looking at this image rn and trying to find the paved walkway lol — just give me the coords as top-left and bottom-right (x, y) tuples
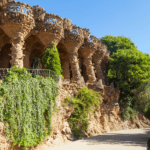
(45, 128), (150, 150)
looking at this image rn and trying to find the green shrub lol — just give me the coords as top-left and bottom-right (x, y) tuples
(41, 42), (62, 76)
(62, 87), (102, 138)
(131, 77), (150, 118)
(101, 35), (138, 56)
(0, 66), (59, 149)
(107, 49), (150, 120)
(101, 35), (150, 121)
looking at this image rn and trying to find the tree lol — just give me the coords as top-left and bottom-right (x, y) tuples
(101, 35), (138, 56)
(107, 48), (150, 120)
(41, 42), (62, 76)
(131, 77), (150, 119)
(100, 35), (150, 120)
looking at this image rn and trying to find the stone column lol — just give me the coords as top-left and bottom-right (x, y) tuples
(9, 34), (25, 69)
(23, 50), (31, 69)
(0, 2), (35, 68)
(94, 61), (105, 85)
(101, 50), (111, 86)
(68, 50), (82, 81)
(79, 35), (99, 83)
(83, 57), (96, 83)
(93, 45), (107, 85)
(62, 59), (70, 79)
(60, 24), (91, 85)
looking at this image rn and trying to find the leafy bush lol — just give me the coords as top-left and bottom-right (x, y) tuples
(107, 48), (150, 120)
(101, 35), (150, 121)
(101, 35), (138, 56)
(62, 87), (102, 138)
(131, 77), (150, 118)
(120, 94), (138, 121)
(41, 42), (62, 76)
(0, 66), (59, 149)
(108, 49), (150, 91)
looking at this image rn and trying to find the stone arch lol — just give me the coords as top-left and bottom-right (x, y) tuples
(24, 35), (44, 69)
(25, 35), (43, 51)
(78, 48), (88, 82)
(0, 28), (11, 68)
(30, 56), (42, 69)
(0, 43), (11, 68)
(29, 49), (44, 69)
(57, 42), (70, 79)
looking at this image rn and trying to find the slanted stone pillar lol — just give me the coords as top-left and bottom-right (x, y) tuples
(61, 24), (92, 85)
(60, 23), (84, 83)
(24, 50), (31, 69)
(0, 1), (35, 68)
(9, 33), (25, 68)
(94, 61), (104, 80)
(80, 35), (99, 83)
(62, 59), (70, 79)
(101, 50), (111, 86)
(68, 50), (82, 81)
(93, 44), (108, 85)
(83, 57), (96, 83)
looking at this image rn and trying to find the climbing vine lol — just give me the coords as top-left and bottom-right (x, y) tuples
(0, 66), (59, 149)
(41, 42), (63, 76)
(62, 87), (102, 138)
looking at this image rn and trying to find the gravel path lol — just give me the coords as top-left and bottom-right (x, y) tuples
(45, 128), (150, 150)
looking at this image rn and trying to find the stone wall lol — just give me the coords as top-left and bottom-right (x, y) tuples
(0, 78), (150, 150)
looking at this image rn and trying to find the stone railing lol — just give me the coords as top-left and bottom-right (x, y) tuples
(32, 5), (46, 21)
(63, 18), (72, 32)
(35, 13), (63, 33)
(89, 35), (98, 45)
(67, 25), (84, 42)
(0, 0), (13, 7)
(71, 25), (82, 35)
(0, 68), (59, 81)
(3, 1), (33, 17)
(0, 1), (35, 26)
(82, 28), (91, 41)
(80, 35), (98, 50)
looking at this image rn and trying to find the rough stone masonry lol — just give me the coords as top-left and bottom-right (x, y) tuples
(0, 0), (110, 86)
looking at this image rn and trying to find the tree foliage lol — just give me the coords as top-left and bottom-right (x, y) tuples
(108, 49), (150, 91)
(62, 87), (102, 138)
(0, 66), (59, 149)
(108, 48), (150, 120)
(41, 42), (62, 76)
(101, 35), (150, 120)
(101, 35), (138, 56)
(131, 77), (150, 118)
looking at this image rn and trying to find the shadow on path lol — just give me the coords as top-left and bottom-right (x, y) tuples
(80, 128), (150, 148)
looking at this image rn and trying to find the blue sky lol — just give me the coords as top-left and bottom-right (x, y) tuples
(16, 0), (150, 56)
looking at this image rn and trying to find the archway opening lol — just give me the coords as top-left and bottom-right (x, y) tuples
(78, 49), (88, 83)
(0, 43), (11, 68)
(31, 56), (42, 69)
(29, 49), (44, 69)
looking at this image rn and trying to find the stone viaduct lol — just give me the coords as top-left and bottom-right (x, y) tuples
(0, 0), (111, 86)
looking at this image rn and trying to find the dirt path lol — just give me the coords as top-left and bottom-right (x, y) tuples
(45, 128), (150, 150)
